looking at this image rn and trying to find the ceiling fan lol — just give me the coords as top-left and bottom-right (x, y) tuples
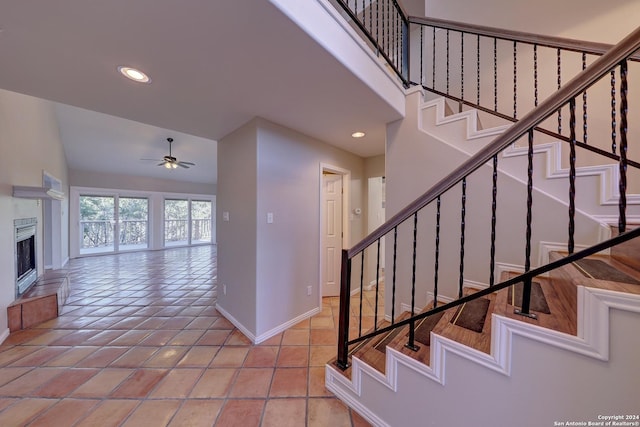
(142, 137), (195, 169)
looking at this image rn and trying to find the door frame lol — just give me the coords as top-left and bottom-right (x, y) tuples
(42, 171), (64, 270)
(318, 163), (350, 306)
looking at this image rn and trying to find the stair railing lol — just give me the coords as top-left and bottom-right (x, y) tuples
(336, 25), (640, 370)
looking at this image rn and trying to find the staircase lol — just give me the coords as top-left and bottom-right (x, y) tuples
(325, 5), (640, 425)
(326, 232), (640, 427)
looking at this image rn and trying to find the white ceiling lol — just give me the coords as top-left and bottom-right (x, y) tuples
(0, 0), (403, 185)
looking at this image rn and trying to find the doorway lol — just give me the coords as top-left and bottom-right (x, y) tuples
(43, 172), (63, 270)
(320, 165), (349, 298)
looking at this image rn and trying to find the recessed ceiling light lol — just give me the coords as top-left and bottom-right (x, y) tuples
(351, 131), (366, 138)
(118, 66), (151, 83)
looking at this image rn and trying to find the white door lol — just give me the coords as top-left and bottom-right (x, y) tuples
(322, 173), (343, 297)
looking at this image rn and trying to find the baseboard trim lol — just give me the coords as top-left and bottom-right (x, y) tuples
(215, 304), (321, 345)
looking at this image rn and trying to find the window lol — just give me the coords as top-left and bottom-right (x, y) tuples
(79, 195), (150, 254)
(164, 199), (213, 247)
(79, 195), (115, 254)
(164, 199), (189, 247)
(191, 200), (212, 244)
(118, 197), (149, 251)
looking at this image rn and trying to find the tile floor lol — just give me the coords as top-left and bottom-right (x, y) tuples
(0, 246), (371, 426)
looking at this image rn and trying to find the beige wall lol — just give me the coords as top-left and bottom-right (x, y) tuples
(425, 0), (640, 43)
(217, 117), (366, 340)
(0, 89), (69, 333)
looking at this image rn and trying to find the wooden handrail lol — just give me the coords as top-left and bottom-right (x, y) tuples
(409, 16), (640, 61)
(348, 24), (640, 257)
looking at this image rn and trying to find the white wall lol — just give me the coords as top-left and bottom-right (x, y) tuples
(216, 121), (259, 335)
(425, 0), (640, 44)
(70, 169), (216, 195)
(0, 88), (69, 333)
(385, 91), (602, 314)
(217, 117), (366, 340)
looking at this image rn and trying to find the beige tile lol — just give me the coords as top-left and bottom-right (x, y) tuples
(309, 345), (336, 366)
(110, 346), (158, 368)
(229, 368), (273, 398)
(352, 409), (373, 427)
(75, 399), (139, 427)
(143, 346), (188, 368)
(196, 329), (231, 345)
(150, 368), (203, 398)
(257, 333), (283, 346)
(109, 330), (152, 346)
(310, 315), (335, 329)
(168, 400), (224, 427)
(0, 367), (63, 395)
(33, 368), (99, 398)
(0, 398), (57, 426)
(210, 346), (249, 367)
(243, 346), (279, 368)
(111, 369), (168, 398)
(177, 346), (219, 367)
(309, 366), (331, 397)
(262, 398), (306, 427)
(225, 330), (252, 345)
(310, 329), (337, 346)
(269, 368), (308, 397)
(168, 330), (205, 346)
(307, 397), (352, 426)
(290, 318), (311, 329)
(0, 345), (41, 366)
(189, 368), (237, 398)
(29, 398), (100, 427)
(76, 347), (128, 368)
(282, 329), (310, 345)
(216, 399), (264, 427)
(121, 400), (181, 427)
(44, 347), (99, 367)
(0, 367), (32, 387)
(71, 369), (133, 398)
(276, 346), (309, 367)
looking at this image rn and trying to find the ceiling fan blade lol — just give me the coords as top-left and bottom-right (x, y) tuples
(157, 162), (166, 167)
(140, 158), (163, 161)
(178, 161), (195, 166)
(176, 162), (190, 169)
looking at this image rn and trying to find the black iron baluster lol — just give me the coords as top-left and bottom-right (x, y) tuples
(582, 53), (588, 145)
(534, 44), (538, 107)
(374, 238), (381, 329)
(375, 0), (379, 53)
(515, 129), (537, 319)
(490, 155), (498, 287)
(354, 0), (358, 21)
(336, 250), (352, 370)
(387, 0), (390, 59)
(434, 196), (441, 307)
(446, 29), (450, 95)
(557, 49), (562, 134)
(420, 26), (424, 85)
(494, 38), (498, 112)
(513, 41), (517, 119)
(405, 212), (419, 351)
(461, 31), (465, 109)
(369, 0), (372, 38)
(611, 70), (617, 155)
(477, 34), (481, 106)
(568, 98), (577, 254)
(619, 60), (628, 233)
(358, 250), (364, 336)
(391, 226), (398, 323)
(432, 27), (436, 89)
(459, 178), (467, 298)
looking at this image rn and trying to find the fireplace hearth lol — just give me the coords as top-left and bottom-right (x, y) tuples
(15, 217), (37, 297)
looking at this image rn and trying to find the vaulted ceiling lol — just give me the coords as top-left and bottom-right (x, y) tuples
(0, 0), (404, 185)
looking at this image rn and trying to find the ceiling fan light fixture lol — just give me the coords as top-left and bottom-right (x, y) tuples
(164, 162), (172, 169)
(118, 66), (151, 83)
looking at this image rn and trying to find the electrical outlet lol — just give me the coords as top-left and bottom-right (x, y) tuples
(222, 284), (227, 295)
(307, 285), (312, 296)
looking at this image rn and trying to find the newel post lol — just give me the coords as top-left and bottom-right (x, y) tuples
(336, 249), (352, 370)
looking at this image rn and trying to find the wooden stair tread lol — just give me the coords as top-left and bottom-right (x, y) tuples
(494, 272), (577, 335)
(550, 252), (640, 296)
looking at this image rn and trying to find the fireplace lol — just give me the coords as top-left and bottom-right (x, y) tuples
(15, 218), (37, 297)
